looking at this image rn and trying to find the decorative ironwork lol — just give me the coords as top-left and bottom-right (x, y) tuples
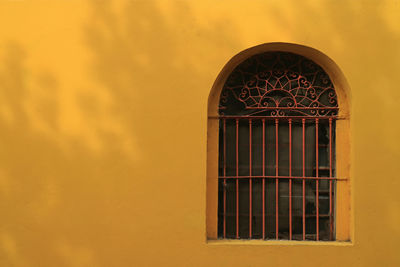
(219, 52), (338, 117)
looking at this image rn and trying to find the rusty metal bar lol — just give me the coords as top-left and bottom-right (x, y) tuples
(302, 118), (306, 240)
(233, 107), (338, 110)
(329, 118), (333, 240)
(316, 118), (319, 241)
(222, 212), (332, 218)
(262, 119), (266, 239)
(223, 118), (226, 238)
(236, 119), (239, 239)
(219, 176), (343, 180)
(215, 115), (341, 120)
(275, 118), (279, 240)
(289, 119), (292, 240)
(249, 119), (252, 238)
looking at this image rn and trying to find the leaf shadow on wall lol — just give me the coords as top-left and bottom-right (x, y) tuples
(0, 1), (242, 266)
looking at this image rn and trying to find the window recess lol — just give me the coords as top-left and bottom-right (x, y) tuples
(217, 52), (342, 241)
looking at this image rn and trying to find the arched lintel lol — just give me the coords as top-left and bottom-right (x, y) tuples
(208, 42), (351, 118)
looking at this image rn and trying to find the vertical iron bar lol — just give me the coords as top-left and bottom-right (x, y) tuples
(249, 119), (252, 238)
(316, 118), (319, 241)
(302, 118), (306, 240)
(262, 119), (266, 239)
(235, 119), (239, 239)
(275, 119), (279, 240)
(289, 119), (292, 240)
(223, 118), (226, 238)
(329, 118), (333, 240)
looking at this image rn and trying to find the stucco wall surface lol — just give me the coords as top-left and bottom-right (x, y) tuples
(0, 0), (399, 266)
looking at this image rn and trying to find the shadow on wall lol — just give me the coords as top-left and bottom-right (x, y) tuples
(0, 1), (241, 266)
(0, 0), (399, 266)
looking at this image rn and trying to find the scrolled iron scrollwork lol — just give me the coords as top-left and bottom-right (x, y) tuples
(219, 52), (338, 117)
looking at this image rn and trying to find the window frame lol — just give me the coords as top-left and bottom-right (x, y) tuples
(206, 43), (352, 243)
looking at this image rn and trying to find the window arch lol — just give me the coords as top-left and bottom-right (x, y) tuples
(207, 44), (351, 242)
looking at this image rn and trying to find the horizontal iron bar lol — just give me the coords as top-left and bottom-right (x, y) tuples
(220, 213), (332, 218)
(220, 235), (321, 240)
(210, 116), (345, 120)
(219, 175), (346, 181)
(245, 107), (338, 110)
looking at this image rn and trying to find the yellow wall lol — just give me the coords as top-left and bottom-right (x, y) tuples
(0, 0), (399, 266)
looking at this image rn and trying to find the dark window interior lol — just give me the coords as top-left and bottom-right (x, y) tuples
(217, 52), (338, 241)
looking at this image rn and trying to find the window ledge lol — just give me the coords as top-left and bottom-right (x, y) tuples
(207, 239), (353, 246)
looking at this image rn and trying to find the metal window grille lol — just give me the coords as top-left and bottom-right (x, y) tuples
(217, 52), (339, 241)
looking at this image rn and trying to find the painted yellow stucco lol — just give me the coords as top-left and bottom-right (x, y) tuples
(0, 0), (399, 266)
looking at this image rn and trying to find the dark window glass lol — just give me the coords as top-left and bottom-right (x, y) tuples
(218, 52), (337, 241)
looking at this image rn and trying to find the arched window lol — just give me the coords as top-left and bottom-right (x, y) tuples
(216, 51), (340, 241)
